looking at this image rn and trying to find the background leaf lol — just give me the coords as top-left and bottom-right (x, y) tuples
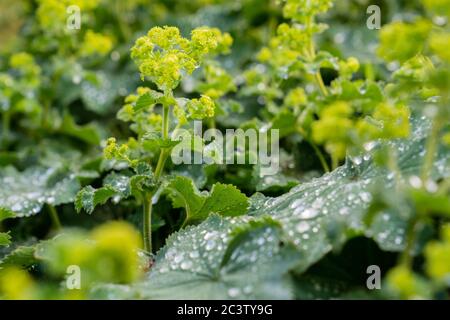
(0, 166), (80, 217)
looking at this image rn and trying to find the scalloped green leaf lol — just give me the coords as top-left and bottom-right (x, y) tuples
(0, 233), (11, 246)
(81, 72), (129, 115)
(166, 176), (249, 225)
(142, 132), (181, 149)
(198, 183), (249, 218)
(0, 208), (14, 247)
(247, 117), (449, 268)
(0, 245), (36, 268)
(75, 164), (155, 214)
(135, 91), (164, 112)
(0, 166), (80, 217)
(75, 185), (117, 214)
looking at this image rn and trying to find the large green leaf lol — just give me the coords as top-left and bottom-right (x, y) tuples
(81, 72), (130, 115)
(93, 215), (301, 299)
(248, 117), (449, 267)
(0, 166), (80, 217)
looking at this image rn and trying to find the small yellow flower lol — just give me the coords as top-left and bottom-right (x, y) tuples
(80, 30), (114, 57)
(0, 267), (36, 300)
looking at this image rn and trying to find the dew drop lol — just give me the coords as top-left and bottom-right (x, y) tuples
(296, 221), (310, 233)
(227, 287), (241, 298)
(205, 240), (216, 251)
(180, 260), (193, 270)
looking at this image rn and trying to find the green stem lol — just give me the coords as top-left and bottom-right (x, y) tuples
(154, 149), (169, 180)
(309, 140), (330, 173)
(142, 102), (172, 253)
(331, 155), (339, 171)
(162, 104), (170, 139)
(47, 204), (62, 231)
(314, 71), (329, 96)
(305, 17), (329, 97)
(296, 127), (330, 173)
(208, 118), (216, 129)
(306, 140), (330, 173)
(400, 217), (419, 268)
(421, 117), (443, 182)
(143, 195), (152, 253)
(154, 104), (171, 181)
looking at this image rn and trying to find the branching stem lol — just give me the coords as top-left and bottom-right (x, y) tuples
(143, 102), (171, 253)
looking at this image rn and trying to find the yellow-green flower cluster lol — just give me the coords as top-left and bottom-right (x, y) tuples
(37, 0), (100, 33)
(37, 0), (66, 32)
(10, 52), (41, 77)
(0, 221), (141, 300)
(104, 137), (137, 166)
(131, 26), (232, 91)
(393, 55), (434, 84)
(191, 27), (233, 58)
(425, 224), (450, 282)
(371, 103), (410, 139)
(282, 0), (333, 23)
(9, 52), (41, 87)
(116, 87), (165, 136)
(377, 20), (431, 63)
(39, 221), (142, 286)
(0, 267), (37, 300)
(429, 32), (450, 63)
(443, 132), (450, 145)
(197, 64), (236, 99)
(339, 57), (360, 78)
(284, 88), (308, 110)
(186, 95), (215, 120)
(80, 30), (114, 57)
(312, 101), (410, 161)
(68, 0), (100, 10)
(422, 0), (450, 18)
(257, 23), (306, 69)
(386, 265), (431, 299)
(312, 101), (354, 160)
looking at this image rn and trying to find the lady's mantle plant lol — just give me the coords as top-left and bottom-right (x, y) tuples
(0, 0), (449, 300)
(76, 26), (248, 253)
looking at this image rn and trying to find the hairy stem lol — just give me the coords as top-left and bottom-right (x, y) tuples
(314, 72), (329, 96)
(311, 142), (330, 173)
(143, 195), (152, 253)
(297, 127), (330, 173)
(208, 118), (216, 129)
(47, 204), (62, 231)
(331, 155), (339, 171)
(142, 103), (171, 253)
(305, 18), (329, 97)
